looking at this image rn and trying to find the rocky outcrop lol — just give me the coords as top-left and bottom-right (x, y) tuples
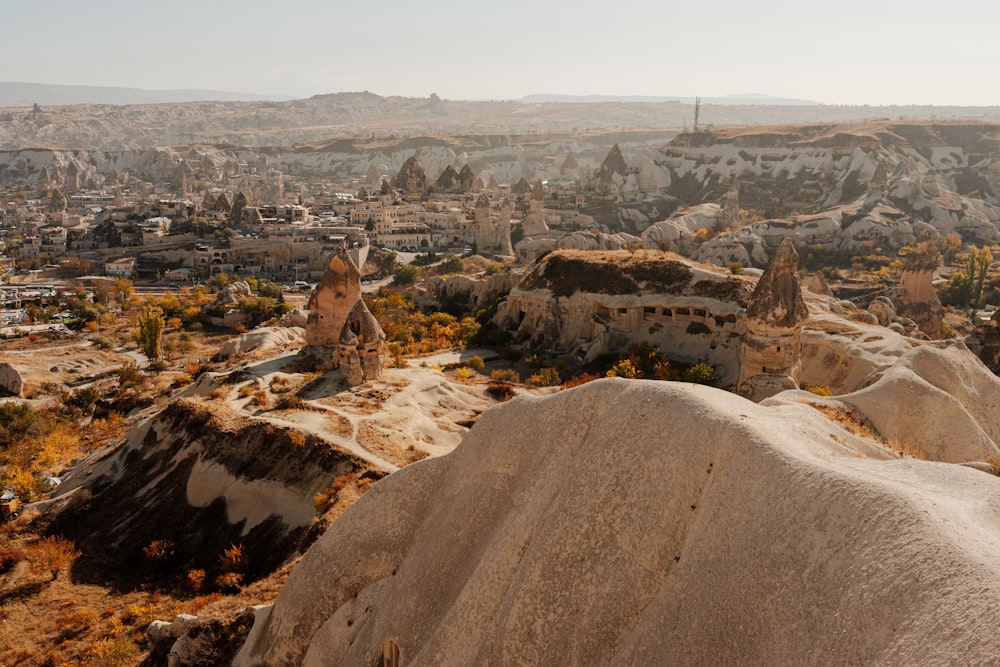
(457, 163), (479, 193)
(515, 230), (642, 263)
(337, 299), (386, 386)
(968, 310), (1000, 374)
(495, 250), (752, 382)
(48, 398), (374, 591)
(894, 241), (944, 337)
(214, 281), (254, 306)
(306, 250), (363, 348)
(433, 165), (459, 191)
(235, 376), (1000, 667)
(596, 143), (629, 186)
(391, 156), (428, 194)
(419, 270), (522, 313)
(0, 363), (24, 397)
(737, 239), (808, 400)
(306, 248), (386, 384)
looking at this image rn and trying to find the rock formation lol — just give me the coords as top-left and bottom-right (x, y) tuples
(893, 239), (944, 336)
(737, 238), (809, 400)
(560, 152), (579, 179)
(470, 194), (513, 256)
(596, 143), (629, 186)
(230, 191), (249, 227)
(234, 377), (1000, 667)
(305, 248), (385, 385)
(47, 187), (67, 214)
(434, 165), (459, 191)
(968, 310), (1000, 374)
(0, 363), (24, 397)
(391, 156), (428, 194)
(337, 300), (386, 385)
(520, 180), (549, 237)
(457, 163), (479, 193)
(511, 177), (531, 198)
(495, 250), (751, 382)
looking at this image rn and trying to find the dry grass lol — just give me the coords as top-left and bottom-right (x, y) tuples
(808, 402), (927, 460)
(328, 412), (355, 438)
(357, 420), (432, 466)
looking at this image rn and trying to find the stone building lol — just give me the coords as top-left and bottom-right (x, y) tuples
(305, 248), (385, 385)
(737, 238), (809, 401)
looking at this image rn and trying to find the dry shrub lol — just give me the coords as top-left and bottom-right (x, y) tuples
(207, 386), (229, 400)
(82, 635), (139, 667)
(57, 607), (99, 636)
(143, 539), (175, 562)
(185, 592), (222, 614)
(486, 382), (515, 401)
(25, 535), (81, 581)
(808, 403), (883, 442)
(490, 368), (519, 383)
(328, 413), (354, 437)
(405, 445), (431, 463)
(237, 383), (256, 398)
(0, 544), (25, 573)
(315, 473), (359, 512)
(250, 390), (271, 409)
(219, 543), (246, 573)
(288, 430), (306, 448)
(269, 375), (292, 393)
(527, 367), (560, 387)
(456, 367), (474, 382)
(804, 384), (833, 396)
(562, 372), (601, 389)
(275, 394), (305, 411)
(313, 490), (332, 513)
(121, 602), (163, 626)
(88, 412), (128, 445)
(184, 361), (206, 377)
(187, 568), (206, 593)
(214, 571), (244, 593)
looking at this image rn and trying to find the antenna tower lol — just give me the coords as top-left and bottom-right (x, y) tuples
(694, 96), (701, 132)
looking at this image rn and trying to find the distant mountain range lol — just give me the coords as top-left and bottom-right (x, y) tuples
(518, 93), (821, 106)
(0, 82), (292, 107)
(0, 83), (825, 108)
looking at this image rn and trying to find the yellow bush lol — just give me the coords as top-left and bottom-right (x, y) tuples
(82, 635), (139, 667)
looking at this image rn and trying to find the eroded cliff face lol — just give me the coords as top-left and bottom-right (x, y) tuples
(494, 250), (752, 383)
(47, 398), (374, 590)
(648, 124), (1000, 266)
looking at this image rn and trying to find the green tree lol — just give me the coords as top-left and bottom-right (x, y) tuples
(970, 245), (993, 307)
(392, 264), (420, 286)
(945, 245), (994, 308)
(682, 363), (715, 385)
(136, 303), (165, 362)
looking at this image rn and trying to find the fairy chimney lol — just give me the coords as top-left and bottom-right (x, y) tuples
(306, 248), (387, 384)
(737, 239), (809, 401)
(894, 238), (943, 337)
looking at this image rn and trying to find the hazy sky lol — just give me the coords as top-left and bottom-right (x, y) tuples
(3, 0), (998, 105)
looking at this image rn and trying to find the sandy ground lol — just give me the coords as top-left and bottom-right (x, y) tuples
(199, 345), (496, 472)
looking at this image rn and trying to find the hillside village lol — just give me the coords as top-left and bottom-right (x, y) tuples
(6, 115), (1000, 665)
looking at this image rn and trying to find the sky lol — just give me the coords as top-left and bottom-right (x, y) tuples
(3, 0), (999, 106)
